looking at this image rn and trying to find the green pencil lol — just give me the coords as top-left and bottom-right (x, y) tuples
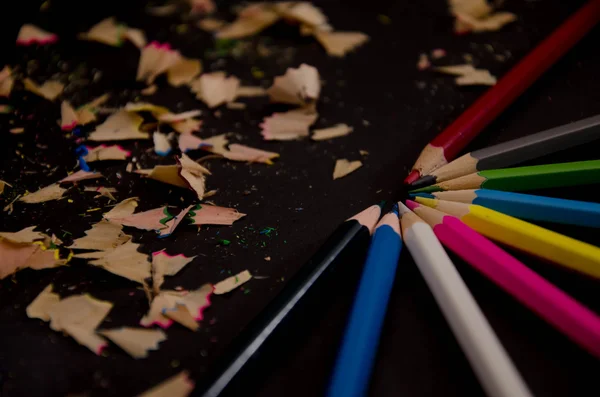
(409, 160), (600, 193)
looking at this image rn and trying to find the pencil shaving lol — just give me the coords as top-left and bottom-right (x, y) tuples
(138, 371), (195, 397)
(333, 159), (363, 180)
(216, 4), (280, 39)
(109, 206), (172, 232)
(98, 327), (166, 359)
(167, 57), (202, 87)
(20, 184), (67, 203)
(152, 250), (195, 292)
(45, 294), (113, 354)
(60, 170), (103, 183)
(0, 66), (14, 97)
(67, 220), (131, 251)
(186, 204), (246, 227)
(213, 270), (252, 294)
(137, 42), (182, 84)
(153, 132), (172, 156)
(178, 134), (211, 153)
(24, 78), (64, 101)
(222, 144), (279, 164)
(261, 108), (318, 140)
(311, 123), (352, 141)
(267, 64), (320, 106)
(83, 186), (117, 200)
(88, 111), (148, 141)
(313, 31), (369, 57)
(0, 226), (48, 244)
(190, 72), (240, 108)
(88, 241), (151, 284)
(26, 285), (60, 321)
(159, 205), (195, 238)
(16, 24), (58, 45)
(84, 145), (130, 163)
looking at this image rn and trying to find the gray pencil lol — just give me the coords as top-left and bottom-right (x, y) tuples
(410, 114), (600, 188)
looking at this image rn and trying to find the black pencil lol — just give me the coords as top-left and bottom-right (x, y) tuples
(198, 204), (381, 397)
(410, 114), (600, 188)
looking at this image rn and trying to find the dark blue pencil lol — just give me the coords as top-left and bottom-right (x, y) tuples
(411, 189), (600, 228)
(327, 209), (402, 397)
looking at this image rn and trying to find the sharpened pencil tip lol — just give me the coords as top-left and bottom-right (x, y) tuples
(404, 170), (420, 184)
(405, 200), (419, 210)
(409, 192), (435, 199)
(349, 204), (382, 234)
(410, 175), (436, 189)
(409, 185), (442, 194)
(396, 201), (411, 215)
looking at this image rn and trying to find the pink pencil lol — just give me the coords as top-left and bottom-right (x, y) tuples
(406, 200), (600, 358)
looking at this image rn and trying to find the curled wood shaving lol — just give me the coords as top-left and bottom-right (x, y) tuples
(190, 72), (240, 108)
(46, 293), (113, 355)
(261, 108), (318, 141)
(83, 186), (117, 200)
(186, 204), (246, 227)
(84, 145), (131, 162)
(313, 31), (369, 57)
(267, 64), (320, 106)
(88, 241), (151, 284)
(333, 159), (363, 180)
(311, 123), (352, 141)
(152, 250), (195, 292)
(0, 226), (48, 244)
(138, 371), (195, 397)
(216, 4), (280, 39)
(20, 184), (66, 203)
(435, 64), (496, 86)
(67, 220), (131, 251)
(153, 132), (172, 156)
(16, 24), (58, 45)
(88, 111), (148, 141)
(60, 170), (103, 183)
(0, 66), (14, 97)
(24, 78), (64, 101)
(167, 57), (202, 87)
(137, 42), (183, 84)
(213, 270), (252, 294)
(136, 165), (190, 189)
(98, 327), (166, 359)
(177, 154), (211, 200)
(222, 144), (279, 164)
(140, 285), (212, 330)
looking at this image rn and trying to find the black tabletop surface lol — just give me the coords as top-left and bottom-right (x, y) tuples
(0, 1), (599, 396)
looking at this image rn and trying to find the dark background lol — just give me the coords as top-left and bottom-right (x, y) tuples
(1, 0), (599, 396)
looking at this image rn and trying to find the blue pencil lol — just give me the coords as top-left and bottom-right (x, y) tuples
(327, 209), (402, 397)
(411, 189), (600, 227)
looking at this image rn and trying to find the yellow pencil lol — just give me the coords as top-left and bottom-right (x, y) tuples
(414, 197), (600, 279)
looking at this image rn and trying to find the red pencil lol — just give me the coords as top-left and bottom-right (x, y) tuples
(405, 0), (600, 185)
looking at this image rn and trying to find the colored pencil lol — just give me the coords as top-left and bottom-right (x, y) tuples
(397, 202), (532, 397)
(409, 160), (600, 194)
(403, 0), (600, 185)
(406, 200), (600, 358)
(327, 210), (402, 397)
(411, 189), (600, 228)
(414, 197), (600, 279)
(199, 205), (381, 397)
(410, 114), (600, 188)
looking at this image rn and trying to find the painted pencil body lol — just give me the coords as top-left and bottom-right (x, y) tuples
(199, 205), (381, 397)
(415, 198), (600, 279)
(410, 160), (600, 194)
(419, 114), (600, 186)
(397, 203), (532, 397)
(328, 212), (402, 397)
(414, 189), (600, 228)
(408, 201), (600, 358)
(404, 0), (600, 184)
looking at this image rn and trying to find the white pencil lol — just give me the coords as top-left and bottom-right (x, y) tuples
(397, 202), (532, 397)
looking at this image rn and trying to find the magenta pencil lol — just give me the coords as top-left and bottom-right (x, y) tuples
(406, 200), (600, 358)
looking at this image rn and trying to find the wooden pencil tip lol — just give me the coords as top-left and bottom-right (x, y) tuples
(404, 170), (420, 184)
(349, 204), (382, 234)
(405, 200), (420, 210)
(414, 196), (437, 207)
(396, 201), (412, 215)
(409, 192), (435, 199)
(410, 175), (436, 189)
(408, 185), (442, 194)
